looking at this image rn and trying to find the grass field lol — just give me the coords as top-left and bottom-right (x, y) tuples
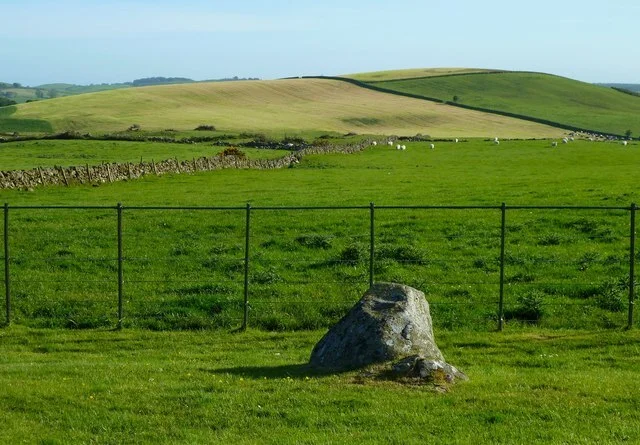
(1, 78), (563, 138)
(1, 76), (640, 443)
(368, 72), (640, 136)
(0, 139), (288, 171)
(1, 326), (638, 444)
(343, 67), (499, 82)
(1, 139), (638, 331)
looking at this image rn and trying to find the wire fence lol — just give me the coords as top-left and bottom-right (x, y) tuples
(1, 202), (637, 331)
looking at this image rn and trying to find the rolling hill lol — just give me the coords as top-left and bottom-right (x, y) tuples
(343, 68), (499, 82)
(0, 78), (563, 138)
(344, 70), (640, 136)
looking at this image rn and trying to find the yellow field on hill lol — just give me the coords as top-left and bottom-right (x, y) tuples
(11, 78), (562, 137)
(344, 68), (499, 82)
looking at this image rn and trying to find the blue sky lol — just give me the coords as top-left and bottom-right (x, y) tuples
(2, 0), (639, 86)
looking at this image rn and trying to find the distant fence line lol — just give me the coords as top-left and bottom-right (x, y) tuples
(1, 202), (637, 331)
(0, 141), (372, 190)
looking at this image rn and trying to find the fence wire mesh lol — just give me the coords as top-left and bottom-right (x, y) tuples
(1, 203), (637, 330)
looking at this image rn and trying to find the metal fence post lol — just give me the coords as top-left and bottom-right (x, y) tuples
(4, 203), (10, 325)
(628, 203), (636, 329)
(117, 203), (124, 329)
(498, 202), (506, 331)
(242, 203), (251, 331)
(369, 202), (375, 288)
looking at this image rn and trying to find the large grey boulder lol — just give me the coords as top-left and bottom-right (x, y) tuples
(311, 282), (448, 370)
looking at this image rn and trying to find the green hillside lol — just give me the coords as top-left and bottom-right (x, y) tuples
(344, 67), (498, 82)
(351, 71), (640, 136)
(0, 78), (562, 138)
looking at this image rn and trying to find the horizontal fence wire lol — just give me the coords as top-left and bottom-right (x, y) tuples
(1, 203), (637, 331)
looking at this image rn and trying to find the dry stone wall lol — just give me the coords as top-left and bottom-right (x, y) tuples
(0, 141), (371, 190)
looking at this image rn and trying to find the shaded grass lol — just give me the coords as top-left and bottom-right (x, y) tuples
(0, 106), (53, 133)
(0, 327), (638, 444)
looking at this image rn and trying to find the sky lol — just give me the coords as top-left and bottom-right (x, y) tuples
(2, 0), (639, 86)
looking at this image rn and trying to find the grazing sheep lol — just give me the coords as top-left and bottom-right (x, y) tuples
(388, 141), (394, 146)
(569, 137), (574, 141)
(623, 141), (628, 146)
(372, 141), (377, 146)
(429, 143), (435, 149)
(551, 141), (558, 147)
(562, 138), (569, 144)
(396, 144), (402, 150)
(401, 145), (406, 150)
(455, 138), (459, 143)
(494, 137), (499, 142)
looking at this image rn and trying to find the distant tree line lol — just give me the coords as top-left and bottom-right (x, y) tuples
(611, 87), (640, 98)
(597, 83), (640, 93)
(131, 76), (260, 87)
(0, 97), (17, 107)
(202, 76), (261, 82)
(132, 77), (195, 87)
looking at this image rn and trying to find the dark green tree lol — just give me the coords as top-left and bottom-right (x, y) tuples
(0, 97), (17, 106)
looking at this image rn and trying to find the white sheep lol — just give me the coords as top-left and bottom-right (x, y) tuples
(388, 141), (394, 146)
(551, 141), (558, 147)
(455, 138), (459, 143)
(494, 140), (500, 145)
(623, 141), (628, 146)
(494, 137), (499, 142)
(401, 145), (406, 150)
(562, 138), (569, 144)
(429, 143), (435, 149)
(569, 137), (574, 141)
(396, 144), (401, 150)
(372, 141), (377, 146)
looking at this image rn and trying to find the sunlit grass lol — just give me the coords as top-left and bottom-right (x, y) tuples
(374, 72), (640, 135)
(1, 139), (638, 330)
(4, 79), (562, 137)
(0, 326), (638, 444)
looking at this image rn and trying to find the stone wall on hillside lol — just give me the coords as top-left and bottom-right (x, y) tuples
(0, 142), (372, 190)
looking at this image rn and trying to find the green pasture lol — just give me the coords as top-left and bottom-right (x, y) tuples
(371, 72), (640, 136)
(0, 106), (53, 133)
(1, 79), (562, 138)
(0, 326), (638, 444)
(0, 139), (288, 171)
(343, 67), (498, 82)
(1, 139), (638, 330)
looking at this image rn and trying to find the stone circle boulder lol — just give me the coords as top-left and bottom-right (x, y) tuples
(310, 282), (467, 382)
